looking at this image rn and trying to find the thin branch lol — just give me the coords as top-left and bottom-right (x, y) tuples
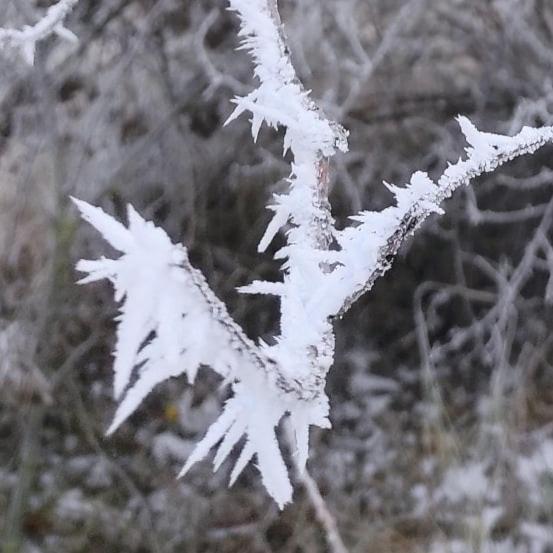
(298, 470), (349, 553)
(229, 0), (349, 406)
(284, 421), (349, 553)
(1, 405), (44, 551)
(334, 120), (553, 316)
(0, 0), (79, 65)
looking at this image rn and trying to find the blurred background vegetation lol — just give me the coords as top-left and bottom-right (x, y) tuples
(2, 0), (553, 551)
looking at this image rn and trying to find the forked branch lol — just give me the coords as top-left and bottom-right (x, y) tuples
(0, 0), (79, 65)
(72, 0), (553, 510)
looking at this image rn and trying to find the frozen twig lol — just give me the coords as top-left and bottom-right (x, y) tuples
(74, 0), (553, 509)
(231, 0), (349, 417)
(332, 119), (553, 316)
(73, 199), (326, 508)
(0, 0), (79, 65)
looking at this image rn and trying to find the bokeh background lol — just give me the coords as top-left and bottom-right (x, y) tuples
(2, 0), (553, 551)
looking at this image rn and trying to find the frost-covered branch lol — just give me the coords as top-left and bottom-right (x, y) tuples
(226, 0), (348, 257)
(73, 0), (553, 510)
(229, 0), (350, 412)
(330, 118), (553, 317)
(73, 199), (329, 508)
(75, 0), (348, 508)
(0, 0), (79, 65)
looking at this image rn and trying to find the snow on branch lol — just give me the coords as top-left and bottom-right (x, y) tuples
(226, 0), (348, 157)
(0, 0), (79, 65)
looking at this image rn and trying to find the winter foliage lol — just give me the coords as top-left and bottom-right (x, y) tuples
(72, 0), (553, 507)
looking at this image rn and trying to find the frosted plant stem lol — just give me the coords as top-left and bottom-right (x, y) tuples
(229, 0), (348, 402)
(333, 121), (553, 318)
(73, 0), (553, 508)
(0, 0), (79, 65)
